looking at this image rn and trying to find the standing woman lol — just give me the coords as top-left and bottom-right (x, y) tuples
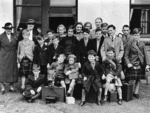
(74, 22), (84, 41)
(0, 22), (18, 94)
(124, 28), (150, 98)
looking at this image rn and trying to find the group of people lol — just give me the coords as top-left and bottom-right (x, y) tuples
(0, 17), (149, 106)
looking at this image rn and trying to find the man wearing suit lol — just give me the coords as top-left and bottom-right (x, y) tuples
(124, 28), (150, 99)
(17, 19), (39, 46)
(77, 29), (94, 66)
(101, 25), (124, 63)
(92, 29), (104, 63)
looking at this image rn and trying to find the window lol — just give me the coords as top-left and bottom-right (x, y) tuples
(130, 0), (150, 34)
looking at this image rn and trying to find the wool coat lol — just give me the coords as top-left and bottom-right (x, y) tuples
(82, 61), (103, 92)
(0, 32), (18, 82)
(101, 36), (124, 62)
(124, 40), (150, 78)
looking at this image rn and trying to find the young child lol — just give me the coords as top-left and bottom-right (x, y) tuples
(44, 29), (54, 46)
(47, 53), (66, 90)
(79, 50), (103, 106)
(17, 29), (35, 92)
(47, 36), (64, 65)
(64, 54), (80, 96)
(22, 64), (45, 103)
(33, 34), (49, 75)
(102, 47), (123, 105)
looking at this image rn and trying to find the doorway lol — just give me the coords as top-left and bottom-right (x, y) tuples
(49, 17), (75, 32)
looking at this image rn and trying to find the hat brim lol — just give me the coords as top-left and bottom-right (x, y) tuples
(2, 26), (14, 29)
(26, 22), (36, 24)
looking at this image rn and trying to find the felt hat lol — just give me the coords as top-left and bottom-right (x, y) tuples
(26, 19), (36, 24)
(2, 22), (14, 29)
(88, 50), (97, 56)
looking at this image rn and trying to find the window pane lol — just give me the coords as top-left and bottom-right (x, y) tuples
(131, 0), (150, 4)
(16, 0), (41, 5)
(50, 0), (76, 6)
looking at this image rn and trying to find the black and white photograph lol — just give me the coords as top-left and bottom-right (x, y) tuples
(0, 0), (150, 113)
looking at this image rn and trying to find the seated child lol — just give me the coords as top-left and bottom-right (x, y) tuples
(102, 47), (123, 105)
(47, 53), (66, 90)
(22, 64), (45, 103)
(64, 54), (80, 96)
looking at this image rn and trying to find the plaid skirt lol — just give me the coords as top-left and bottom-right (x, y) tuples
(127, 67), (142, 80)
(20, 57), (33, 77)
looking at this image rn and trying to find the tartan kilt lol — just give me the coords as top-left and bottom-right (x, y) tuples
(127, 67), (142, 80)
(20, 57), (33, 77)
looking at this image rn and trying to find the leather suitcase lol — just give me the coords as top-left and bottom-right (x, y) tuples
(108, 91), (118, 102)
(122, 83), (133, 101)
(42, 86), (65, 102)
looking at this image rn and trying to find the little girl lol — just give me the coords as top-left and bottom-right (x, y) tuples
(64, 54), (80, 96)
(17, 29), (35, 92)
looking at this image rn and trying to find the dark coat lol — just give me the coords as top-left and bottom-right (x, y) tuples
(92, 37), (104, 63)
(0, 32), (18, 82)
(33, 44), (49, 66)
(77, 39), (94, 65)
(124, 40), (150, 77)
(48, 43), (64, 64)
(60, 35), (79, 55)
(102, 58), (122, 78)
(25, 73), (45, 91)
(82, 61), (103, 92)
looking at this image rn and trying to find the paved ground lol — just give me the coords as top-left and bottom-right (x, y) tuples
(0, 77), (150, 113)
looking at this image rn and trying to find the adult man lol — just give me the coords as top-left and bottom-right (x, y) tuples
(122, 25), (132, 49)
(90, 17), (103, 39)
(101, 25), (124, 63)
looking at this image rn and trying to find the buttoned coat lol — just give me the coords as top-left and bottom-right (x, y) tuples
(82, 61), (103, 92)
(124, 40), (150, 76)
(77, 39), (94, 66)
(101, 36), (124, 62)
(0, 32), (18, 82)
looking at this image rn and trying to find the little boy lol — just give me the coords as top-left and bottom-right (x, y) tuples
(33, 34), (49, 76)
(22, 64), (45, 103)
(44, 29), (54, 46)
(47, 53), (66, 90)
(102, 47), (123, 105)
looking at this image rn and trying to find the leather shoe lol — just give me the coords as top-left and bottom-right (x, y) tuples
(28, 99), (33, 103)
(79, 101), (85, 106)
(1, 90), (5, 95)
(133, 94), (140, 99)
(118, 99), (122, 105)
(9, 89), (16, 93)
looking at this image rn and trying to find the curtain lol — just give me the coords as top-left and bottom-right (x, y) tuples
(16, 0), (23, 29)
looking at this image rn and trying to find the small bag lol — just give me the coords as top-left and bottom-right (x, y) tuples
(66, 97), (75, 104)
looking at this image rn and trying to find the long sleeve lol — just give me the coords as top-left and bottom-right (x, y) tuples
(101, 42), (106, 60)
(124, 42), (131, 65)
(117, 39), (124, 60)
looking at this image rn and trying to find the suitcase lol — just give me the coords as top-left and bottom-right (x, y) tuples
(122, 83), (133, 101)
(42, 86), (65, 102)
(108, 91), (118, 102)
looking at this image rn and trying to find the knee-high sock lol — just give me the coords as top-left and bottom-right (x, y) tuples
(117, 87), (122, 99)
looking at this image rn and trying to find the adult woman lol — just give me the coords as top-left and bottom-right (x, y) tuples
(74, 22), (84, 41)
(124, 28), (150, 99)
(0, 22), (18, 94)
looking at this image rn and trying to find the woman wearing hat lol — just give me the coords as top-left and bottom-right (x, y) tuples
(0, 22), (18, 94)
